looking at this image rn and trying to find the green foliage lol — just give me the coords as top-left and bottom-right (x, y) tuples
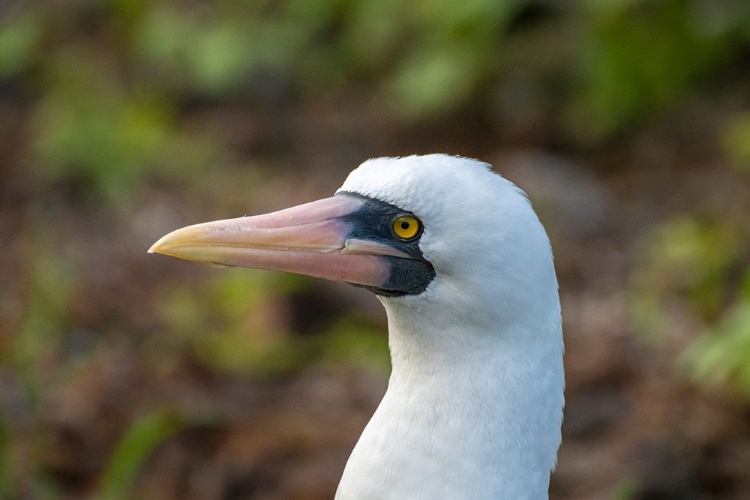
(631, 94), (750, 397)
(97, 410), (186, 500)
(12, 221), (79, 403)
(5, 0), (749, 209)
(631, 218), (742, 335)
(611, 477), (639, 500)
(318, 317), (390, 374)
(0, 8), (42, 79)
(570, 0), (738, 142)
(154, 269), (389, 376)
(155, 270), (307, 375)
(134, 7), (273, 95)
(0, 220), (75, 500)
(128, 0), (521, 115)
(31, 42), (223, 207)
(33, 49), (172, 205)
(724, 112), (750, 169)
(384, 0), (519, 118)
(631, 216), (750, 397)
(684, 282), (750, 395)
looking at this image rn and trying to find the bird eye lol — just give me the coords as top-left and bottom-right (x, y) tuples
(392, 215), (421, 240)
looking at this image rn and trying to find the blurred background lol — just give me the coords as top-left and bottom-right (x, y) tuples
(2, 0), (750, 498)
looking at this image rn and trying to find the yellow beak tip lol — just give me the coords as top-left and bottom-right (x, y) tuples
(147, 241), (165, 254)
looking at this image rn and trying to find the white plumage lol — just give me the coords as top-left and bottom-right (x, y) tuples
(150, 154), (565, 499)
(335, 156), (564, 499)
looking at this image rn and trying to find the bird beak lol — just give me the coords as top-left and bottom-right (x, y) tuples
(148, 195), (408, 288)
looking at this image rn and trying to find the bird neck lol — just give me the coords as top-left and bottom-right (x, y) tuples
(336, 295), (564, 499)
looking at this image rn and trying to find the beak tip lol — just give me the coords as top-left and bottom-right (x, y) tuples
(148, 237), (168, 255)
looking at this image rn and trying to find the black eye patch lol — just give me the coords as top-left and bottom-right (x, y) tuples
(335, 191), (435, 297)
(336, 191), (425, 259)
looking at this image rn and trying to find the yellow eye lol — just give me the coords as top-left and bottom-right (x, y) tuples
(392, 215), (421, 240)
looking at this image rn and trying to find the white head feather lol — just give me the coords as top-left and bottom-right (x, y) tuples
(335, 154), (564, 499)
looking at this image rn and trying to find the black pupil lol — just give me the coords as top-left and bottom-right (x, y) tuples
(401, 221), (410, 230)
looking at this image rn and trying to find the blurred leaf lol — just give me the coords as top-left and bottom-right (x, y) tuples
(31, 40), (224, 207)
(682, 273), (750, 396)
(4, 219), (73, 500)
(318, 317), (390, 374)
(156, 268), (390, 376)
(32, 45), (174, 205)
(13, 222), (78, 406)
(631, 214), (750, 398)
(630, 216), (743, 341)
(133, 5), (309, 96)
(0, 8), (42, 79)
(190, 22), (252, 93)
(340, 0), (404, 72)
(97, 410), (185, 500)
(387, 44), (483, 119)
(611, 477), (639, 500)
(724, 112), (750, 169)
(385, 0), (518, 119)
(156, 270), (305, 376)
(570, 0), (735, 142)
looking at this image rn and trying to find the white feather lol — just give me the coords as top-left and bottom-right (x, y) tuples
(335, 154), (564, 499)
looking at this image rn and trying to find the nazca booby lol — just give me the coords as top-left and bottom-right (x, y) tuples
(149, 154), (564, 499)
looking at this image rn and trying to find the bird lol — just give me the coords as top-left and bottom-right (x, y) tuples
(149, 154), (564, 499)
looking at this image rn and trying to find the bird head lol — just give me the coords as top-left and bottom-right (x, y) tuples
(149, 154), (557, 331)
(150, 154), (564, 497)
